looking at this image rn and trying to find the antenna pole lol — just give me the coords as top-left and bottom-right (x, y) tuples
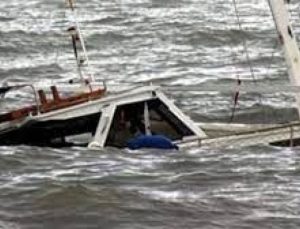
(268, 0), (300, 118)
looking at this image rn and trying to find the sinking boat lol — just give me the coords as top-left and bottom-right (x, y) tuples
(0, 0), (206, 149)
(0, 0), (299, 149)
(0, 83), (207, 148)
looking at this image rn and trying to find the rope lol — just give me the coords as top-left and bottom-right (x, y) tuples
(230, 79), (241, 122)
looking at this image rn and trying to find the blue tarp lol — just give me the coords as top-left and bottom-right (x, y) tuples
(127, 135), (178, 150)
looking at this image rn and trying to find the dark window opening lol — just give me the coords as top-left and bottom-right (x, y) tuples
(0, 112), (102, 147)
(106, 99), (194, 147)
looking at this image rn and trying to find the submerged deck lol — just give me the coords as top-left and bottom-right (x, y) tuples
(184, 122), (300, 148)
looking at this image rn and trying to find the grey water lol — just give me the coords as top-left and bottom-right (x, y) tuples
(0, 0), (300, 228)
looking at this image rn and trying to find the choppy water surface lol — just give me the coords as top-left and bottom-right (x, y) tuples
(1, 0), (300, 228)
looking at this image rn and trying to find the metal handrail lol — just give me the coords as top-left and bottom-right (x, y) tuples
(2, 84), (40, 115)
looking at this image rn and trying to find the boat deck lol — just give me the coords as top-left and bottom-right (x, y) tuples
(199, 122), (300, 148)
(0, 86), (106, 124)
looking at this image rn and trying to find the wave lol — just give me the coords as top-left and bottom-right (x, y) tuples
(0, 16), (14, 22)
(0, 63), (64, 80)
(90, 15), (125, 25)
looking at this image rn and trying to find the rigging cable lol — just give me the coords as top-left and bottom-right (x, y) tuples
(230, 78), (242, 122)
(232, 0), (257, 83)
(228, 1), (243, 122)
(230, 54), (241, 122)
(229, 0), (268, 123)
(228, 26), (242, 122)
(232, 0), (263, 107)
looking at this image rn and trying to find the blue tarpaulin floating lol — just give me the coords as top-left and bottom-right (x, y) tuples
(127, 135), (178, 150)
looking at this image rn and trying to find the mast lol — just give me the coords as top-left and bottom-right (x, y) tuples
(268, 0), (300, 118)
(65, 0), (106, 91)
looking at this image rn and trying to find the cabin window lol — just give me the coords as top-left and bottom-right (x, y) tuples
(106, 99), (194, 147)
(35, 112), (102, 147)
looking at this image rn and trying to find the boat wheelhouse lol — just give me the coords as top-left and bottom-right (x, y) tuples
(0, 85), (206, 148)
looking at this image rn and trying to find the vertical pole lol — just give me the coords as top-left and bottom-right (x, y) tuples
(66, 0), (96, 86)
(144, 102), (151, 135)
(290, 126), (294, 147)
(268, 0), (300, 118)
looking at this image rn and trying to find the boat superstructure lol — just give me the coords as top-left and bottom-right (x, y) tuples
(0, 85), (206, 148)
(1, 0), (300, 149)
